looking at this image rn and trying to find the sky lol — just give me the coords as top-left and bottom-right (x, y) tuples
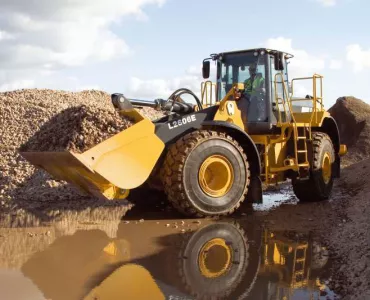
(0, 0), (369, 108)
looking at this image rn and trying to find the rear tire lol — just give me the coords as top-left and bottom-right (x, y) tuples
(161, 129), (250, 217)
(292, 132), (335, 202)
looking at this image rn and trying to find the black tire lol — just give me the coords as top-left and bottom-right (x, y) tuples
(292, 132), (335, 202)
(161, 129), (250, 217)
(178, 222), (250, 299)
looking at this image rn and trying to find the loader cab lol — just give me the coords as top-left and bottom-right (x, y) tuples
(202, 48), (293, 134)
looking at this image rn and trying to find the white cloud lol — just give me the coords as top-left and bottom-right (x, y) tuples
(0, 0), (167, 91)
(127, 38), (336, 103)
(346, 44), (370, 72)
(0, 79), (35, 92)
(329, 59), (343, 69)
(0, 30), (14, 40)
(128, 75), (202, 100)
(127, 62), (217, 101)
(316, 0), (337, 7)
(265, 37), (326, 77)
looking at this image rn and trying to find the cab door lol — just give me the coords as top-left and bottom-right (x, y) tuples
(269, 55), (291, 124)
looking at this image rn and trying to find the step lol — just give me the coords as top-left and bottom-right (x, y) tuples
(297, 245), (308, 250)
(270, 165), (299, 172)
(294, 271), (305, 275)
(298, 163), (309, 167)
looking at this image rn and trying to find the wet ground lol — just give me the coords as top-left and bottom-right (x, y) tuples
(0, 187), (341, 300)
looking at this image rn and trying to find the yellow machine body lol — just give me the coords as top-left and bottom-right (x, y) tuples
(83, 264), (165, 300)
(202, 72), (347, 186)
(19, 48), (348, 215)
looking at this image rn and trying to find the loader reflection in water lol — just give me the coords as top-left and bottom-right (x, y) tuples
(2, 215), (336, 300)
(83, 223), (333, 300)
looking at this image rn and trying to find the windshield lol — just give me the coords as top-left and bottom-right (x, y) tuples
(217, 51), (267, 100)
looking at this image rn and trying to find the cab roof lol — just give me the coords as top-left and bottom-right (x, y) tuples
(216, 47), (294, 59)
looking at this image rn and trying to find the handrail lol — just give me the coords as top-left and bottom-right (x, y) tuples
(274, 72), (300, 165)
(291, 75), (324, 106)
(274, 73), (297, 125)
(290, 73), (324, 127)
(201, 80), (216, 106)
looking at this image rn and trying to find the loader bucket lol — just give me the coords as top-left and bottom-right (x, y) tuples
(20, 117), (165, 200)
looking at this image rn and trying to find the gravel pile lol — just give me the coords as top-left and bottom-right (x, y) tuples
(0, 89), (164, 212)
(19, 105), (134, 153)
(328, 96), (370, 166)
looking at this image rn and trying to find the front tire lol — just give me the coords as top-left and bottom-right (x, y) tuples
(162, 130), (250, 217)
(178, 222), (250, 299)
(292, 132), (335, 202)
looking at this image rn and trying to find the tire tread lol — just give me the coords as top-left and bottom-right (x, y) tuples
(161, 129), (250, 217)
(293, 131), (335, 202)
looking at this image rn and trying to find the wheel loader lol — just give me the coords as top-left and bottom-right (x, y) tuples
(20, 48), (348, 217)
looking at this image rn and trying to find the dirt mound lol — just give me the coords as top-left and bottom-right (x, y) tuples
(328, 96), (370, 166)
(20, 105), (133, 153)
(0, 88), (164, 213)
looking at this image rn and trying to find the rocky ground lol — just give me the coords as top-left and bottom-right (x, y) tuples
(0, 89), (164, 214)
(328, 159), (370, 300)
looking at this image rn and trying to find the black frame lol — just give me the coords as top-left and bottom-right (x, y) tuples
(214, 49), (281, 134)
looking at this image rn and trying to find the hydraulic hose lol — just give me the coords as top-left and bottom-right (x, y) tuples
(168, 88), (203, 111)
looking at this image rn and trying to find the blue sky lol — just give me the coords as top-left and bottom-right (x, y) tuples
(0, 0), (369, 108)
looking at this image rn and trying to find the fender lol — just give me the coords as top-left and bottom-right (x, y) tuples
(314, 116), (341, 178)
(154, 113), (263, 203)
(154, 106), (218, 144)
(319, 116), (341, 152)
(201, 120), (262, 204)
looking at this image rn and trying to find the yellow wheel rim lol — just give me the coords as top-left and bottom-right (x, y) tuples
(322, 152), (332, 184)
(198, 155), (234, 197)
(198, 238), (232, 278)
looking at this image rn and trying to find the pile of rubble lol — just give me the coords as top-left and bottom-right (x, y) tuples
(19, 105), (134, 153)
(328, 96), (370, 166)
(0, 89), (164, 212)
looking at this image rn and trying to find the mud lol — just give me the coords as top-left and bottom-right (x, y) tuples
(0, 207), (339, 300)
(258, 166), (370, 300)
(1, 172), (368, 300)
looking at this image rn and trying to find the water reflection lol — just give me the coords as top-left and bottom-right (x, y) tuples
(0, 211), (336, 300)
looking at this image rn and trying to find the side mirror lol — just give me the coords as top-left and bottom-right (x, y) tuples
(274, 52), (284, 71)
(202, 61), (210, 79)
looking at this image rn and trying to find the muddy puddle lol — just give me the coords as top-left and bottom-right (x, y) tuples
(0, 202), (340, 300)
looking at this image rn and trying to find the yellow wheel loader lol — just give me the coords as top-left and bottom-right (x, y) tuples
(21, 48), (348, 217)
